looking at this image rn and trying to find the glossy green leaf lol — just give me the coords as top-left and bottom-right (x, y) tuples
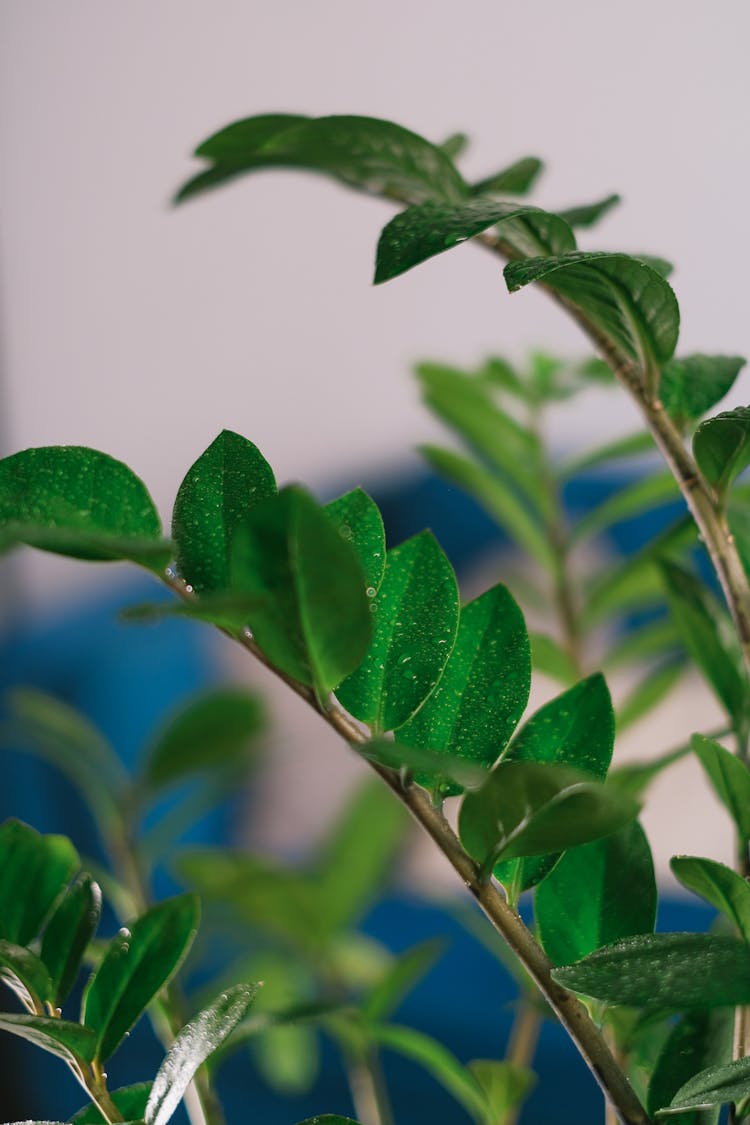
(660, 355), (745, 429)
(692, 734), (750, 841)
(557, 194), (621, 229)
(552, 933), (750, 1008)
(375, 199), (574, 284)
(143, 688), (265, 790)
(82, 894), (200, 1062)
(71, 1084), (151, 1124)
(529, 632), (579, 686)
(0, 940), (53, 1007)
(459, 760), (638, 872)
(324, 488), (386, 594)
(671, 856), (750, 943)
(399, 585), (530, 796)
(505, 252), (680, 385)
(471, 156), (543, 196)
(0, 1012), (97, 1065)
(694, 407), (750, 500)
(372, 1024), (489, 1122)
(230, 486), (371, 694)
(469, 1059), (536, 1123)
(40, 874), (101, 1006)
(666, 1053), (750, 1115)
(648, 1008), (733, 1122)
(335, 531), (459, 732)
(363, 940), (444, 1024)
(172, 430), (276, 594)
(177, 114), (467, 206)
(0, 820), (79, 946)
(535, 822), (656, 966)
(661, 561), (748, 727)
(356, 737), (489, 789)
(145, 983), (259, 1125)
(616, 661), (684, 732)
(572, 472), (680, 542)
(0, 446), (167, 570)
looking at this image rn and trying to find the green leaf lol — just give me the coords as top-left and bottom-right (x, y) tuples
(616, 661), (685, 732)
(603, 618), (681, 672)
(571, 471), (680, 542)
(0, 1012), (97, 1065)
(459, 760), (638, 872)
(71, 1084), (151, 1124)
(560, 430), (655, 480)
(535, 822), (656, 966)
(356, 737), (490, 789)
(552, 933), (750, 1008)
(528, 632), (579, 686)
(82, 894), (200, 1062)
(238, 953), (319, 1094)
(469, 1059), (536, 1123)
(399, 585), (530, 796)
(335, 531), (459, 732)
(505, 252), (680, 385)
(0, 446), (167, 570)
(0, 819), (79, 946)
(0, 940), (53, 1008)
(121, 591), (268, 630)
(660, 355), (745, 429)
(556, 194), (621, 229)
(324, 488), (386, 594)
(694, 407), (750, 500)
(294, 1118), (362, 1125)
(692, 734), (750, 842)
(671, 856), (750, 943)
(142, 688), (265, 790)
(661, 560), (749, 728)
(172, 430), (276, 595)
(648, 1008), (733, 1123)
(176, 114), (467, 206)
(363, 940), (444, 1024)
(145, 983), (259, 1125)
(438, 132), (470, 161)
(666, 1054), (750, 1115)
(471, 156), (543, 197)
(375, 199), (574, 284)
(230, 486), (372, 695)
(607, 741), (691, 800)
(40, 874), (102, 1006)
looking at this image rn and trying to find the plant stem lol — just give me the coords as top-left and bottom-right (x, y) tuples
(342, 1043), (394, 1125)
(502, 1001), (541, 1125)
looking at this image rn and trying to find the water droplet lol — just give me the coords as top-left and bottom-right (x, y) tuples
(339, 523), (353, 540)
(397, 653), (412, 665)
(432, 636), (447, 646)
(184, 584), (194, 594)
(370, 603), (378, 614)
(117, 927), (131, 939)
(366, 586), (376, 598)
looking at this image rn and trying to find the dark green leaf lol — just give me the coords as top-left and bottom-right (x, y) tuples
(375, 199), (574, 284)
(363, 940), (444, 1024)
(648, 1009), (733, 1123)
(616, 661), (684, 731)
(356, 737), (489, 789)
(0, 819), (79, 946)
(572, 472), (680, 542)
(372, 1024), (489, 1122)
(324, 488), (386, 594)
(535, 822), (656, 966)
(529, 632), (579, 686)
(399, 585), (530, 796)
(177, 114), (467, 206)
(172, 430), (276, 595)
(469, 1059), (536, 1123)
(728, 499), (750, 584)
(667, 1054), (750, 1115)
(145, 983), (259, 1125)
(40, 874), (101, 1006)
(694, 407), (750, 500)
(0, 1012), (96, 1065)
(556, 194), (621, 229)
(0, 940), (53, 1007)
(82, 894), (200, 1062)
(692, 734), (750, 842)
(505, 252), (680, 385)
(671, 856), (750, 943)
(0, 446), (167, 570)
(230, 486), (371, 695)
(71, 1084), (151, 1124)
(552, 933), (750, 1008)
(143, 688), (265, 790)
(660, 355), (745, 429)
(121, 591), (268, 630)
(438, 132), (469, 161)
(335, 531), (459, 732)
(471, 156), (543, 197)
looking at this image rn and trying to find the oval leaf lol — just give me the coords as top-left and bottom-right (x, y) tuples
(671, 855), (750, 942)
(40, 874), (102, 1006)
(0, 940), (53, 1008)
(660, 355), (745, 429)
(471, 156), (543, 196)
(694, 406), (750, 500)
(0, 820), (79, 946)
(692, 733), (750, 842)
(324, 488), (386, 595)
(0, 1012), (97, 1065)
(668, 1054), (750, 1115)
(648, 1008), (733, 1122)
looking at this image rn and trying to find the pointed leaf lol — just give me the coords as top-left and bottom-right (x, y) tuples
(671, 856), (750, 943)
(438, 132), (469, 161)
(82, 894), (199, 1062)
(172, 430), (276, 594)
(648, 1008), (733, 1122)
(0, 940), (53, 1008)
(356, 737), (490, 789)
(616, 661), (684, 732)
(335, 531), (459, 732)
(692, 734), (750, 842)
(41, 874), (102, 1006)
(560, 430), (655, 480)
(0, 820), (79, 946)
(145, 983), (260, 1125)
(528, 632), (579, 686)
(324, 488), (386, 594)
(471, 156), (543, 196)
(71, 1084), (151, 1124)
(121, 591), (268, 630)
(552, 933), (750, 1008)
(660, 355), (745, 428)
(694, 407), (750, 500)
(0, 1012), (97, 1065)
(375, 199), (574, 284)
(230, 486), (371, 694)
(607, 742), (691, 800)
(399, 585), (530, 796)
(469, 1059), (536, 1123)
(667, 1054), (750, 1115)
(363, 940), (444, 1024)
(556, 194), (621, 229)
(572, 471), (680, 542)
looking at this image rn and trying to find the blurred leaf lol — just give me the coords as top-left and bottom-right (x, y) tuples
(0, 819), (79, 946)
(294, 1118), (362, 1125)
(71, 1084), (151, 1124)
(528, 632), (578, 686)
(471, 156), (543, 196)
(647, 1008), (733, 1123)
(603, 618), (681, 672)
(694, 407), (750, 501)
(121, 591), (268, 630)
(607, 742), (691, 801)
(0, 940), (53, 1008)
(660, 355), (745, 429)
(616, 661), (685, 732)
(560, 430), (655, 479)
(557, 193), (621, 229)
(666, 1053), (750, 1116)
(372, 1023), (489, 1122)
(692, 734), (750, 842)
(324, 488), (386, 594)
(240, 952), (319, 1094)
(0, 1012), (96, 1065)
(41, 874), (102, 1006)
(336, 531), (459, 732)
(572, 472), (680, 542)
(363, 940), (444, 1024)
(469, 1059), (536, 1123)
(356, 737), (489, 789)
(671, 856), (750, 942)
(172, 430), (276, 595)
(438, 132), (469, 161)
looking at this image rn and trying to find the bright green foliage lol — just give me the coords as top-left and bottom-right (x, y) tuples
(692, 734), (750, 841)
(0, 1012), (97, 1065)
(660, 355), (745, 430)
(0, 446), (169, 570)
(72, 1084), (151, 1123)
(553, 934), (750, 1008)
(0, 820), (79, 947)
(693, 406), (750, 501)
(82, 894), (200, 1061)
(172, 429), (277, 594)
(40, 874), (102, 1006)
(335, 531), (459, 732)
(535, 822), (656, 966)
(671, 856), (750, 943)
(647, 1008), (733, 1123)
(470, 155), (543, 196)
(230, 486), (372, 695)
(362, 940), (444, 1024)
(371, 1024), (490, 1122)
(324, 487), (386, 594)
(242, 953), (319, 1095)
(528, 632), (578, 686)
(469, 1059), (536, 1124)
(666, 1053), (750, 1116)
(398, 585), (530, 796)
(557, 193), (621, 229)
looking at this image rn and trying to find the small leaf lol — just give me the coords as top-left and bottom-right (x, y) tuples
(0, 446), (167, 570)
(471, 156), (543, 196)
(399, 585), (530, 796)
(616, 661), (684, 732)
(660, 355), (745, 429)
(324, 488), (386, 594)
(671, 856), (750, 943)
(469, 1059), (536, 1123)
(0, 819), (79, 946)
(40, 874), (102, 1006)
(552, 933), (750, 1008)
(607, 742), (691, 800)
(667, 1054), (750, 1115)
(335, 531), (459, 732)
(375, 199), (574, 284)
(571, 471), (680, 542)
(648, 1008), (733, 1122)
(145, 983), (260, 1125)
(230, 486), (372, 694)
(438, 132), (469, 161)
(556, 193), (621, 229)
(371, 1024), (489, 1122)
(121, 591), (268, 630)
(528, 632), (579, 686)
(560, 430), (655, 480)
(535, 822), (657, 966)
(82, 894), (200, 1062)
(692, 734), (750, 842)
(172, 430), (276, 595)
(142, 688), (265, 790)
(0, 1012), (97, 1065)
(0, 940), (53, 1008)
(71, 1084), (151, 1124)
(694, 407), (750, 500)
(356, 737), (490, 789)
(363, 940), (444, 1024)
